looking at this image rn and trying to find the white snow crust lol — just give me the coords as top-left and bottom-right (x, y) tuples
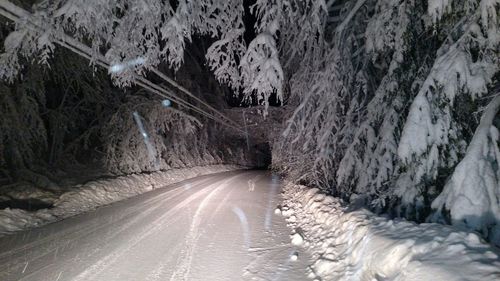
(282, 184), (500, 281)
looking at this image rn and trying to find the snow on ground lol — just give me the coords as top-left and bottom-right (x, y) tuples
(281, 183), (500, 281)
(0, 164), (244, 236)
(0, 171), (310, 281)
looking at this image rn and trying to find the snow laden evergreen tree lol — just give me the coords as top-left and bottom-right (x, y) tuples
(398, 0), (499, 238)
(273, 0), (500, 245)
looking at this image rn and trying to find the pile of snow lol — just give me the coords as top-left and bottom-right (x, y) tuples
(291, 232), (304, 246)
(0, 164), (244, 236)
(290, 251), (299, 261)
(282, 184), (500, 281)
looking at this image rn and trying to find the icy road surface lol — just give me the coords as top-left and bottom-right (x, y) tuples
(0, 171), (310, 281)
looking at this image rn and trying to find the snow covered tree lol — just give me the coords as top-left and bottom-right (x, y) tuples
(273, 0), (500, 244)
(398, 0), (499, 220)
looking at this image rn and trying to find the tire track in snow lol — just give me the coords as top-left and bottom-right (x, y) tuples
(0, 177), (215, 278)
(14, 177), (217, 281)
(169, 174), (245, 281)
(149, 173), (258, 281)
(70, 176), (230, 281)
(0, 176), (213, 262)
(145, 240), (184, 281)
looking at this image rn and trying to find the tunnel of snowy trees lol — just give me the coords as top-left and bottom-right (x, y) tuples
(0, 0), (499, 251)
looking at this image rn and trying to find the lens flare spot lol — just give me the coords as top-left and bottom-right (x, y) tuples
(162, 99), (172, 107)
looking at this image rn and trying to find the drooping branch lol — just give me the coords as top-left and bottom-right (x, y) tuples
(0, 0), (245, 133)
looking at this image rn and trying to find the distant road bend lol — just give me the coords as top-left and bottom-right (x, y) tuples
(0, 170), (310, 281)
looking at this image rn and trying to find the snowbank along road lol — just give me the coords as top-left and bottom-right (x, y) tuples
(0, 170), (310, 281)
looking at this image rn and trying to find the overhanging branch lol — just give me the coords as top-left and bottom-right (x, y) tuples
(0, 0), (245, 133)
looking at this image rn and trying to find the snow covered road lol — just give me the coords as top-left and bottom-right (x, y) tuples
(0, 171), (310, 281)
